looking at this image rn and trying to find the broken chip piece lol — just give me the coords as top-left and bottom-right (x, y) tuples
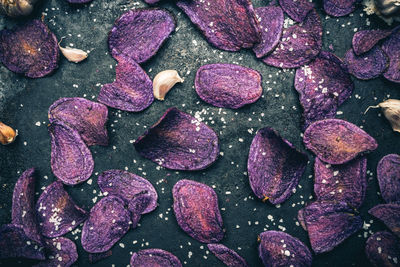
(377, 154), (400, 204)
(303, 119), (378, 165)
(36, 181), (88, 238)
(173, 179), (224, 243)
(279, 0), (314, 22)
(248, 127), (308, 204)
(134, 107), (219, 170)
(48, 97), (109, 146)
(323, 0), (358, 17)
(81, 196), (130, 253)
(108, 8), (175, 64)
(130, 248), (182, 267)
(207, 243), (248, 267)
(369, 203), (400, 238)
(365, 231), (400, 267)
(381, 26), (400, 83)
(128, 194), (153, 228)
(33, 237), (78, 267)
(258, 231), (312, 267)
(195, 63), (263, 109)
(0, 19), (59, 78)
(176, 0), (260, 51)
(352, 29), (391, 55)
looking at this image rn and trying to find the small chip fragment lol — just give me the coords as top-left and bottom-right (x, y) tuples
(89, 250), (112, 264)
(108, 8), (175, 64)
(248, 127), (308, 204)
(98, 56), (154, 112)
(323, 0), (358, 17)
(207, 243), (248, 267)
(134, 107), (219, 170)
(258, 231), (312, 267)
(130, 248), (182, 267)
(365, 231), (400, 267)
(33, 237), (78, 267)
(0, 19), (59, 78)
(279, 0), (314, 22)
(377, 154), (400, 203)
(195, 63), (263, 109)
(36, 181), (88, 238)
(352, 29), (392, 55)
(81, 196), (130, 253)
(48, 97), (109, 146)
(303, 119), (378, 165)
(381, 26), (400, 83)
(128, 194), (153, 228)
(369, 203), (400, 238)
(314, 157), (367, 208)
(173, 179), (224, 243)
(49, 120), (94, 185)
(176, 0), (260, 51)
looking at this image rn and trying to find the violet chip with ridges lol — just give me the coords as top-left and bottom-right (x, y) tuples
(279, 0), (314, 22)
(352, 29), (392, 56)
(377, 154), (400, 204)
(381, 26), (400, 83)
(365, 231), (400, 267)
(207, 243), (248, 267)
(33, 237), (78, 267)
(323, 0), (358, 17)
(130, 248), (182, 267)
(369, 203), (400, 238)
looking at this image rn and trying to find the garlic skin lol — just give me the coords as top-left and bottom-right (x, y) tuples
(59, 46), (88, 63)
(0, 0), (36, 17)
(153, 70), (184, 101)
(366, 99), (400, 133)
(0, 122), (17, 145)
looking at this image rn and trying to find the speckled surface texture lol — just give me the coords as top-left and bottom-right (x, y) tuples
(0, 0), (400, 266)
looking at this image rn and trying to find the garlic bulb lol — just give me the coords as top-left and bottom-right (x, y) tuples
(0, 0), (37, 17)
(59, 46), (88, 63)
(366, 99), (400, 132)
(0, 122), (17, 145)
(153, 70), (184, 100)
(374, 0), (400, 17)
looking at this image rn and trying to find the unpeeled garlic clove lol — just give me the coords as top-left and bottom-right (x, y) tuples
(0, 122), (17, 145)
(366, 99), (400, 132)
(153, 70), (184, 100)
(59, 46), (88, 63)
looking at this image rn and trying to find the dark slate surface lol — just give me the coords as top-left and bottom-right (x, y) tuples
(1, 0), (399, 266)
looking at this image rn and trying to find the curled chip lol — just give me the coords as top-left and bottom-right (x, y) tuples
(279, 0), (314, 22)
(0, 224), (45, 260)
(195, 63), (263, 109)
(89, 250), (112, 264)
(98, 56), (154, 112)
(130, 248), (182, 267)
(295, 51), (354, 129)
(303, 119), (378, 165)
(173, 179), (224, 243)
(369, 203), (400, 238)
(207, 243), (248, 267)
(0, 19), (59, 78)
(344, 46), (388, 80)
(248, 127), (308, 204)
(134, 107), (219, 170)
(48, 97), (109, 146)
(252, 6), (284, 58)
(299, 201), (363, 253)
(128, 194), (153, 228)
(352, 29), (392, 56)
(33, 237), (78, 267)
(377, 154), (400, 203)
(176, 0), (260, 51)
(36, 181), (88, 238)
(382, 27), (400, 83)
(108, 9), (175, 64)
(314, 157), (367, 208)
(258, 231), (312, 267)
(323, 0), (357, 17)
(11, 168), (42, 244)
(263, 9), (322, 69)
(365, 231), (400, 267)
(81, 196), (130, 253)
(49, 120), (94, 185)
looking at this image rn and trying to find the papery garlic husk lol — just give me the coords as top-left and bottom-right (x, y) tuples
(59, 46), (88, 63)
(0, 0), (36, 17)
(366, 99), (400, 133)
(153, 70), (184, 100)
(0, 122), (17, 145)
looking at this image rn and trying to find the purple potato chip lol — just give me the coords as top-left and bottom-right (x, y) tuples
(0, 224), (45, 260)
(0, 19), (59, 78)
(352, 29), (392, 56)
(252, 6), (284, 58)
(369, 203), (400, 238)
(48, 97), (109, 146)
(81, 196), (130, 253)
(176, 0), (260, 51)
(279, 0), (314, 22)
(365, 231), (400, 267)
(248, 127), (308, 204)
(128, 194), (153, 228)
(295, 51), (354, 129)
(36, 181), (88, 238)
(377, 154), (400, 204)
(144, 0), (160, 4)
(299, 201), (363, 253)
(98, 56), (154, 112)
(382, 26), (400, 83)
(345, 46), (388, 80)
(297, 208), (307, 231)
(195, 63), (263, 109)
(173, 179), (224, 243)
(258, 231), (312, 267)
(89, 250), (112, 264)
(33, 237), (78, 267)
(323, 0), (357, 17)
(134, 107), (219, 170)
(207, 243), (248, 267)
(108, 8), (175, 64)
(49, 120), (94, 185)
(11, 168), (42, 244)
(303, 119), (378, 165)
(314, 156), (367, 208)
(263, 9), (322, 69)
(130, 248), (182, 267)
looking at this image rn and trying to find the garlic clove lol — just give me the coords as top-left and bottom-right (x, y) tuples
(366, 99), (400, 133)
(0, 122), (17, 145)
(59, 46), (88, 63)
(153, 70), (184, 100)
